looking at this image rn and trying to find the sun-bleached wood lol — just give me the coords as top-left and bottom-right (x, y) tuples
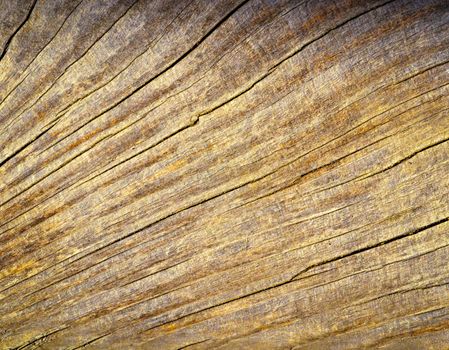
(0, 0), (448, 349)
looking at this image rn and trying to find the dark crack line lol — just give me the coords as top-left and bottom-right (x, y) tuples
(0, 54), (271, 218)
(3, 62), (442, 218)
(0, 0), (139, 137)
(0, 225), (162, 296)
(0, 130), (114, 207)
(138, 218), (448, 335)
(356, 137), (449, 182)
(142, 0), (195, 51)
(106, 284), (189, 319)
(0, 0), (83, 109)
(66, 0), (401, 201)
(177, 339), (210, 350)
(23, 0), (295, 158)
(329, 55), (448, 123)
(280, 0), (308, 18)
(293, 243), (449, 294)
(300, 304), (449, 349)
(0, 0), (394, 216)
(70, 333), (110, 350)
(121, 258), (192, 287)
(0, 0), (38, 61)
(0, 0), (403, 292)
(230, 82), (449, 210)
(205, 0), (308, 73)
(267, 0), (397, 74)
(392, 59), (449, 87)
(0, 0), (250, 210)
(228, 131), (392, 212)
(36, 0), (195, 153)
(0, 72), (29, 107)
(1, 236), (185, 302)
(307, 102), (448, 192)
(5, 249), (136, 302)
(0, 123), (54, 167)
(25, 0), (250, 162)
(6, 193), (447, 349)
(2, 142), (295, 291)
(104, 0), (306, 137)
(44, 165), (287, 279)
(289, 217), (448, 281)
(4, 0), (139, 128)
(8, 216), (447, 345)
(194, 276), (449, 348)
(347, 281), (449, 311)
(9, 326), (67, 350)
(73, 69), (274, 190)
(2, 0), (390, 189)
(310, 113), (449, 195)
(330, 81), (449, 151)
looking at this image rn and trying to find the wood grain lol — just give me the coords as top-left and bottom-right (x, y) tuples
(0, 0), (448, 348)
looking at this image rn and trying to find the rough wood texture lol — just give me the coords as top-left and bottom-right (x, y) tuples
(1, 0), (448, 348)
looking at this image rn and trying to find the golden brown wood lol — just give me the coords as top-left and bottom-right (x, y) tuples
(0, 0), (448, 348)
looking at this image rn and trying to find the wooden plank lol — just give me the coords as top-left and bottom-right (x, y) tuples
(0, 0), (448, 348)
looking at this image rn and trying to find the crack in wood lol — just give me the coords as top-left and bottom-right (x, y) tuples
(0, 0), (38, 61)
(1, 0), (448, 347)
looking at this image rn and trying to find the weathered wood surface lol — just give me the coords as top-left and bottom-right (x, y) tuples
(0, 0), (448, 348)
